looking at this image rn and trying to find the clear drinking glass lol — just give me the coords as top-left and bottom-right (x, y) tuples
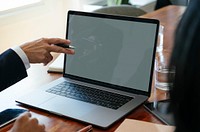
(156, 25), (164, 52)
(155, 51), (175, 91)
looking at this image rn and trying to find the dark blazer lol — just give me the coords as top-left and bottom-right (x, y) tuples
(0, 49), (27, 91)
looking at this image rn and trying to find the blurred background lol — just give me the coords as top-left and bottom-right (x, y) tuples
(0, 0), (188, 52)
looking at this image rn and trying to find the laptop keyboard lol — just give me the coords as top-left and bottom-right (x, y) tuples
(46, 81), (133, 109)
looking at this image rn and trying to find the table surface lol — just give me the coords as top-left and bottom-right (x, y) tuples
(0, 5), (186, 132)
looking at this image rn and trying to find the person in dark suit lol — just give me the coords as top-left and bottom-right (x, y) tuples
(0, 38), (74, 90)
(0, 37), (74, 132)
(169, 0), (200, 131)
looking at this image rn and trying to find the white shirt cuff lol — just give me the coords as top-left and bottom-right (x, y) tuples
(11, 46), (30, 70)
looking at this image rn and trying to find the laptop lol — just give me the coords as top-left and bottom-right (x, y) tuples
(16, 10), (159, 128)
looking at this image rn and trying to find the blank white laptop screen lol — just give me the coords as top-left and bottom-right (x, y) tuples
(65, 13), (157, 92)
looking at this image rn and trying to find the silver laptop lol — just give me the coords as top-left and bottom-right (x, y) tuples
(16, 10), (159, 128)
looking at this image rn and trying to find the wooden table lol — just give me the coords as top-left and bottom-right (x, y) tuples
(0, 5), (186, 132)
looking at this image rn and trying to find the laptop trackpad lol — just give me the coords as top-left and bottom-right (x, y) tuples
(40, 96), (96, 118)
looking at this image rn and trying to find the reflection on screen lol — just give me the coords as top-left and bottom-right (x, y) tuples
(65, 14), (157, 92)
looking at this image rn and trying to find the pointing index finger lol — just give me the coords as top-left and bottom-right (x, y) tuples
(45, 38), (71, 45)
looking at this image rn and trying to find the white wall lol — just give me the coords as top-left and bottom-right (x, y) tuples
(0, 0), (81, 52)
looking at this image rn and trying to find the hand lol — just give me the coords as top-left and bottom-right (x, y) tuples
(20, 38), (75, 65)
(9, 112), (45, 132)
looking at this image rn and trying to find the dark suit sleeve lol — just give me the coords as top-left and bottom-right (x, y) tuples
(0, 49), (28, 91)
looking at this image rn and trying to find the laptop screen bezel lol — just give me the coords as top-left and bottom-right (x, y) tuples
(63, 10), (159, 97)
